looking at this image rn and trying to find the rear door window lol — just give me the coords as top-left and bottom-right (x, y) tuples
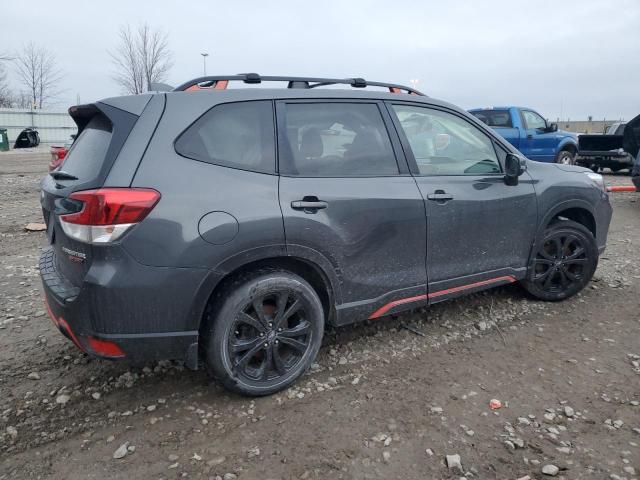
(279, 102), (399, 177)
(470, 110), (513, 128)
(175, 100), (276, 174)
(60, 114), (112, 182)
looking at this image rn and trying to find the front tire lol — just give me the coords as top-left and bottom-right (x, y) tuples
(204, 271), (324, 396)
(556, 150), (575, 165)
(522, 220), (598, 301)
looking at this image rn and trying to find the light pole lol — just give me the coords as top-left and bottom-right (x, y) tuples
(201, 52), (209, 76)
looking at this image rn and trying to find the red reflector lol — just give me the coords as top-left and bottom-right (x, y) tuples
(61, 188), (160, 225)
(87, 337), (125, 358)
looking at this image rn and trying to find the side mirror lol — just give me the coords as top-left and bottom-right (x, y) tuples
(546, 122), (558, 133)
(504, 153), (527, 186)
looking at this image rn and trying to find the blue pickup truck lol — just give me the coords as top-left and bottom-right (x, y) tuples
(469, 107), (579, 164)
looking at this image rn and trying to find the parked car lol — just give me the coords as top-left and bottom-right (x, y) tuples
(576, 118), (637, 173)
(40, 74), (612, 396)
(14, 128), (40, 149)
(469, 107), (578, 164)
(605, 122), (626, 135)
(49, 136), (75, 171)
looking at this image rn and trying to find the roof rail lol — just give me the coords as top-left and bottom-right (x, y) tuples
(173, 73), (425, 96)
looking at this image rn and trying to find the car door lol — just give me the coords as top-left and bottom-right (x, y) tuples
(520, 109), (556, 162)
(388, 102), (538, 301)
(276, 100), (427, 323)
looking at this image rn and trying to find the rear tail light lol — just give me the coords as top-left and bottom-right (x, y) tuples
(49, 147), (67, 171)
(59, 188), (160, 244)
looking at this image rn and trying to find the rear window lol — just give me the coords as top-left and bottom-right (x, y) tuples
(175, 100), (276, 174)
(470, 110), (513, 128)
(60, 114), (112, 181)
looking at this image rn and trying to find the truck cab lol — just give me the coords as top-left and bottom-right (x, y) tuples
(469, 107), (578, 164)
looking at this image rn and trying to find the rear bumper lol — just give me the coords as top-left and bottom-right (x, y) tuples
(40, 246), (217, 367)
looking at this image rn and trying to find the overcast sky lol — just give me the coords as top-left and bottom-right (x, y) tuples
(3, 0), (640, 120)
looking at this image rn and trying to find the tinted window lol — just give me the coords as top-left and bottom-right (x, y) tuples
(175, 100), (275, 173)
(281, 103), (398, 176)
(470, 110), (513, 128)
(392, 104), (502, 176)
(60, 114), (112, 181)
(522, 110), (547, 130)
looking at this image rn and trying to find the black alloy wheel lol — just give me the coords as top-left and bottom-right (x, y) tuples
(204, 271), (324, 396)
(522, 220), (598, 301)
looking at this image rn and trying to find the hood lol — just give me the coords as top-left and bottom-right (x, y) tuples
(554, 163), (590, 173)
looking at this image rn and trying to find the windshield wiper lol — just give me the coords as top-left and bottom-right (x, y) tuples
(49, 170), (78, 181)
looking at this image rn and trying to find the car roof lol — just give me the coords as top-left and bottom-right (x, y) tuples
(163, 88), (460, 110)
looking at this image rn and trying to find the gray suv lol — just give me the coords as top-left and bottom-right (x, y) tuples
(40, 74), (612, 395)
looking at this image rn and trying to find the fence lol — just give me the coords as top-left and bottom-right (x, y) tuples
(0, 108), (76, 146)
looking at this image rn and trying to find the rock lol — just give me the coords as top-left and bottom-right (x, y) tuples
(623, 466), (636, 475)
(106, 435), (115, 443)
(168, 454), (179, 462)
(113, 442), (129, 459)
(541, 464), (559, 476)
(382, 450), (391, 463)
(517, 417), (531, 426)
(147, 404), (157, 412)
(207, 456), (226, 466)
(55, 394), (71, 405)
(446, 454), (463, 472)
(543, 412), (556, 422)
(192, 453), (202, 461)
(430, 406), (443, 414)
(168, 463), (179, 469)
(92, 392), (101, 400)
(425, 448), (434, 456)
(247, 446), (260, 458)
(476, 320), (489, 331)
(6, 426), (18, 439)
(24, 223), (46, 232)
(613, 419), (624, 429)
(223, 474), (237, 480)
(27, 372), (40, 380)
(512, 437), (525, 449)
(564, 406), (574, 417)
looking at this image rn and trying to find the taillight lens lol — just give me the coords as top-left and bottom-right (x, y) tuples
(59, 188), (160, 244)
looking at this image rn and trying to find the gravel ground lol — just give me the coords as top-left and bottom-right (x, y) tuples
(1, 152), (639, 480)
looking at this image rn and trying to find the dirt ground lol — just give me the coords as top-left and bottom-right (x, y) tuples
(1, 152), (639, 480)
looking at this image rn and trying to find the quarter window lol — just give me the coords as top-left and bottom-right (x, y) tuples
(280, 103), (399, 176)
(175, 100), (276, 174)
(391, 104), (502, 176)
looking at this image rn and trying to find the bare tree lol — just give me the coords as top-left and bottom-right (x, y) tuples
(111, 23), (173, 94)
(0, 63), (11, 107)
(14, 43), (62, 109)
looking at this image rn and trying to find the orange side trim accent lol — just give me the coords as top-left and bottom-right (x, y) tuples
(368, 275), (517, 319)
(214, 80), (228, 89)
(606, 185), (637, 192)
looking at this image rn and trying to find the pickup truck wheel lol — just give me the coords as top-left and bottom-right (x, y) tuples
(556, 150), (575, 165)
(522, 220), (598, 301)
(204, 270), (324, 396)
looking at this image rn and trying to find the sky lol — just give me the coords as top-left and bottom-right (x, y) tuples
(2, 0), (639, 120)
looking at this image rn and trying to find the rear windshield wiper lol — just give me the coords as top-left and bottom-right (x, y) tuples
(49, 170), (78, 181)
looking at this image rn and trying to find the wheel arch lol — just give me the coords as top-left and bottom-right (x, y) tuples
(194, 250), (341, 339)
(541, 201), (596, 238)
(557, 138), (578, 155)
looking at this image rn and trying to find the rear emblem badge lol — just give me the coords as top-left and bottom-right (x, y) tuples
(62, 247), (86, 263)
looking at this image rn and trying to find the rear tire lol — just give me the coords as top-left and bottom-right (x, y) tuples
(522, 220), (598, 301)
(556, 150), (575, 165)
(204, 270), (324, 396)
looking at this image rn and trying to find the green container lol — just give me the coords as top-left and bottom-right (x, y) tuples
(0, 128), (8, 152)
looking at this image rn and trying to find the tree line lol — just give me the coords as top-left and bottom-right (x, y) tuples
(0, 23), (174, 109)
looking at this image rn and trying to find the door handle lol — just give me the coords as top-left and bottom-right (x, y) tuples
(427, 191), (453, 202)
(291, 199), (328, 211)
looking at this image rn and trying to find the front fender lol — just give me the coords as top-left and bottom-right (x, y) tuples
(557, 136), (578, 153)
